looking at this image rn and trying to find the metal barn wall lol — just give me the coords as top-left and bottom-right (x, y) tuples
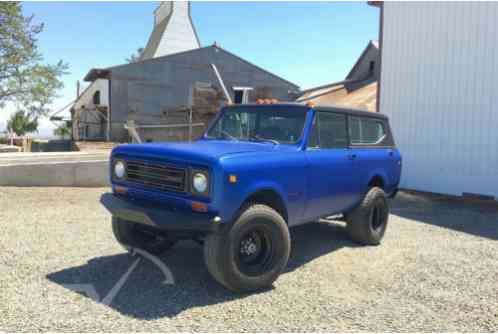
(107, 46), (299, 141)
(380, 2), (498, 198)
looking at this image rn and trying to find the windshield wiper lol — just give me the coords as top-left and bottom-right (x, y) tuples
(250, 134), (279, 145)
(219, 130), (238, 141)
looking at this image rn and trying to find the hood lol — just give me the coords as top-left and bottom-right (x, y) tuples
(112, 139), (297, 164)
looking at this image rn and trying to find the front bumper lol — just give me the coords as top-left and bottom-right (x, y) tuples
(100, 193), (223, 233)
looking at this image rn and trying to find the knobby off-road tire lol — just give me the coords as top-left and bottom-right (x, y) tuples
(112, 217), (177, 255)
(204, 204), (291, 292)
(346, 187), (389, 245)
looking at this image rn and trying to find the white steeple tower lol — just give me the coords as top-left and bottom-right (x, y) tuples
(140, 1), (201, 61)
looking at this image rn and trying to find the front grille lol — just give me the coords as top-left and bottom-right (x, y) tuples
(125, 160), (186, 192)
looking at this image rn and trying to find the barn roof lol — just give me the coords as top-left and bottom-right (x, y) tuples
(83, 45), (299, 90)
(323, 82), (377, 111)
(297, 82), (377, 112)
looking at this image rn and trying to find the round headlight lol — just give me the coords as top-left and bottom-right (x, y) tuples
(193, 173), (208, 193)
(114, 161), (126, 179)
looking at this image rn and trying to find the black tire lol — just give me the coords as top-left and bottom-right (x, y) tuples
(112, 217), (177, 255)
(204, 204), (290, 292)
(345, 187), (389, 245)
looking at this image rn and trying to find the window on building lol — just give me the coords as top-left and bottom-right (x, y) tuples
(369, 61), (375, 74)
(93, 91), (101, 105)
(234, 90), (244, 104)
(308, 112), (348, 149)
(349, 117), (386, 145)
(232, 87), (253, 104)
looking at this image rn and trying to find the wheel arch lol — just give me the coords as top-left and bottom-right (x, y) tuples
(367, 173), (386, 190)
(237, 188), (289, 224)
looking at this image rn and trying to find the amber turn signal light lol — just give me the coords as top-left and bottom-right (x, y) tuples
(191, 201), (208, 213)
(229, 175), (237, 183)
(114, 185), (127, 194)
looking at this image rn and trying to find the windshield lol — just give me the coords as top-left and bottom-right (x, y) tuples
(206, 107), (307, 144)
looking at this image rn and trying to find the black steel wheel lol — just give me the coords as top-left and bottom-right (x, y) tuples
(236, 225), (277, 277)
(204, 204), (290, 292)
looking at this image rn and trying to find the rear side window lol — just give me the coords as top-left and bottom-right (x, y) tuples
(308, 112), (348, 149)
(349, 117), (387, 145)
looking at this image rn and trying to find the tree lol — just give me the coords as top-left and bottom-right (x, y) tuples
(126, 47), (144, 63)
(0, 2), (68, 117)
(53, 121), (71, 139)
(6, 110), (38, 136)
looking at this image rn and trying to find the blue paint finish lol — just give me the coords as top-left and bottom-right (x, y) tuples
(107, 104), (402, 232)
(304, 148), (360, 219)
(218, 149), (308, 225)
(350, 147), (401, 197)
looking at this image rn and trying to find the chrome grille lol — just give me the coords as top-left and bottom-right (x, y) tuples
(125, 160), (186, 192)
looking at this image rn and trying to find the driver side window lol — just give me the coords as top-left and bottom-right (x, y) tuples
(308, 112), (348, 149)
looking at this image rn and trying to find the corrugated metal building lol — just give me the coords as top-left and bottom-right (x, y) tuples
(375, 2), (498, 198)
(80, 45), (299, 142)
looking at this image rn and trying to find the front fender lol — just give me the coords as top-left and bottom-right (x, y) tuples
(214, 151), (307, 225)
(218, 179), (290, 225)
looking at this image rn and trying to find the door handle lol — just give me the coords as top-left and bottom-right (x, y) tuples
(388, 150), (394, 157)
(348, 153), (357, 160)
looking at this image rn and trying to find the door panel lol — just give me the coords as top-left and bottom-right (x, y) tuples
(304, 111), (359, 219)
(305, 149), (358, 218)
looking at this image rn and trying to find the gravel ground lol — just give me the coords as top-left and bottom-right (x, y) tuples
(1, 187), (497, 332)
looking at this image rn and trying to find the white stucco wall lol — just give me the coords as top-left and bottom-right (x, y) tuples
(73, 79), (109, 110)
(380, 2), (498, 198)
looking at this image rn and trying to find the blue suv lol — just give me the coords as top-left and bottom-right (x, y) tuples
(101, 103), (402, 292)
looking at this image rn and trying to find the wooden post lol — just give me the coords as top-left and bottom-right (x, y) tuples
(125, 120), (143, 144)
(106, 80), (111, 142)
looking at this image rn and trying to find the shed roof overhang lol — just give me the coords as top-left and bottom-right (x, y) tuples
(84, 68), (111, 82)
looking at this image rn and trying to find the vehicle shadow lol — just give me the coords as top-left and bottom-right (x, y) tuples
(391, 191), (498, 240)
(46, 221), (354, 319)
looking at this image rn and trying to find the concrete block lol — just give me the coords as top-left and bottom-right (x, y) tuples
(0, 161), (109, 187)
